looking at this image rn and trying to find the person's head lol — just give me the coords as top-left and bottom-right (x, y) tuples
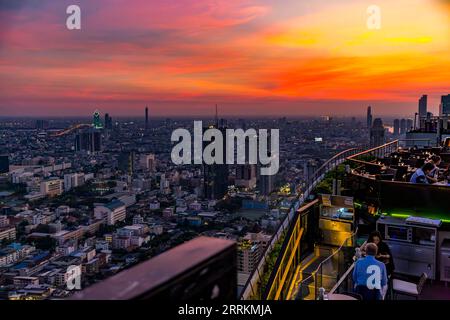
(365, 243), (378, 257)
(368, 231), (383, 245)
(422, 162), (435, 174)
(431, 155), (441, 166)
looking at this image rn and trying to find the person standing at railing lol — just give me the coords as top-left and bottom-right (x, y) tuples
(352, 243), (388, 300)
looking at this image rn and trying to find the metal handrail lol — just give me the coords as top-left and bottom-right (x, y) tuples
(346, 140), (399, 161)
(240, 147), (362, 300)
(329, 261), (356, 294)
(296, 228), (357, 300)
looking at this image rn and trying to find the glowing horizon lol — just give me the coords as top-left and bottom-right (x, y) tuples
(0, 0), (449, 117)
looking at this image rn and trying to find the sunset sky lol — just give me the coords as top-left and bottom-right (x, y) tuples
(0, 0), (449, 117)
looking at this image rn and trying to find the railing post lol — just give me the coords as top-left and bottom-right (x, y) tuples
(314, 272), (318, 300)
(320, 265), (323, 300)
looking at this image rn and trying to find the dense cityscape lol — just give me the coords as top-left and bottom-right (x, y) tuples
(0, 108), (375, 299)
(1, 93), (448, 299)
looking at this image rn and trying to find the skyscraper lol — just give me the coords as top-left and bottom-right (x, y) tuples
(145, 106), (149, 129)
(303, 159), (319, 182)
(258, 172), (275, 196)
(75, 129), (102, 153)
(406, 119), (414, 132)
(235, 164), (257, 188)
(0, 155), (9, 174)
(419, 95), (427, 118)
(118, 151), (136, 175)
(140, 154), (156, 172)
(104, 113), (113, 130)
(393, 119), (400, 136)
(367, 106), (373, 129)
(35, 120), (49, 130)
(441, 94), (450, 115)
(203, 116), (229, 200)
(370, 118), (385, 147)
(93, 110), (103, 129)
(400, 119), (407, 135)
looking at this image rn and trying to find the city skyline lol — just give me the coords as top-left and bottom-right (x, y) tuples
(0, 0), (449, 117)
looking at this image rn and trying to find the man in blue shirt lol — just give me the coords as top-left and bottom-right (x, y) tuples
(410, 162), (435, 184)
(353, 242), (388, 300)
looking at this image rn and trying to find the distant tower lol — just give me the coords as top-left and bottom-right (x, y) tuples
(259, 172), (275, 196)
(145, 106), (149, 129)
(370, 118), (385, 147)
(118, 151), (135, 176)
(75, 129), (102, 154)
(235, 164), (257, 188)
(104, 113), (113, 130)
(93, 110), (103, 129)
(400, 119), (407, 134)
(203, 105), (229, 200)
(406, 119), (414, 132)
(418, 95), (427, 119)
(441, 94), (450, 115)
(393, 119), (400, 136)
(367, 106), (373, 129)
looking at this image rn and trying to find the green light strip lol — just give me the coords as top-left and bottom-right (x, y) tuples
(390, 213), (411, 218)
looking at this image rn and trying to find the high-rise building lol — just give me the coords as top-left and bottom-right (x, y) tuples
(406, 119), (414, 132)
(145, 106), (149, 129)
(93, 110), (103, 129)
(94, 200), (126, 226)
(258, 171), (275, 196)
(235, 164), (257, 188)
(303, 159), (319, 182)
(441, 94), (450, 115)
(203, 123), (229, 200)
(64, 173), (85, 192)
(75, 129), (102, 153)
(104, 113), (113, 130)
(140, 154), (156, 172)
(419, 95), (428, 118)
(159, 174), (170, 193)
(367, 106), (373, 129)
(370, 118), (385, 147)
(237, 240), (262, 275)
(118, 151), (136, 175)
(393, 119), (400, 136)
(35, 120), (49, 130)
(40, 178), (63, 197)
(0, 155), (9, 174)
(400, 119), (407, 135)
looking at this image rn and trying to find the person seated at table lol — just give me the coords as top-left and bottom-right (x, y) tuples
(410, 162), (435, 184)
(361, 231), (395, 276)
(353, 243), (388, 300)
(426, 155), (441, 183)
